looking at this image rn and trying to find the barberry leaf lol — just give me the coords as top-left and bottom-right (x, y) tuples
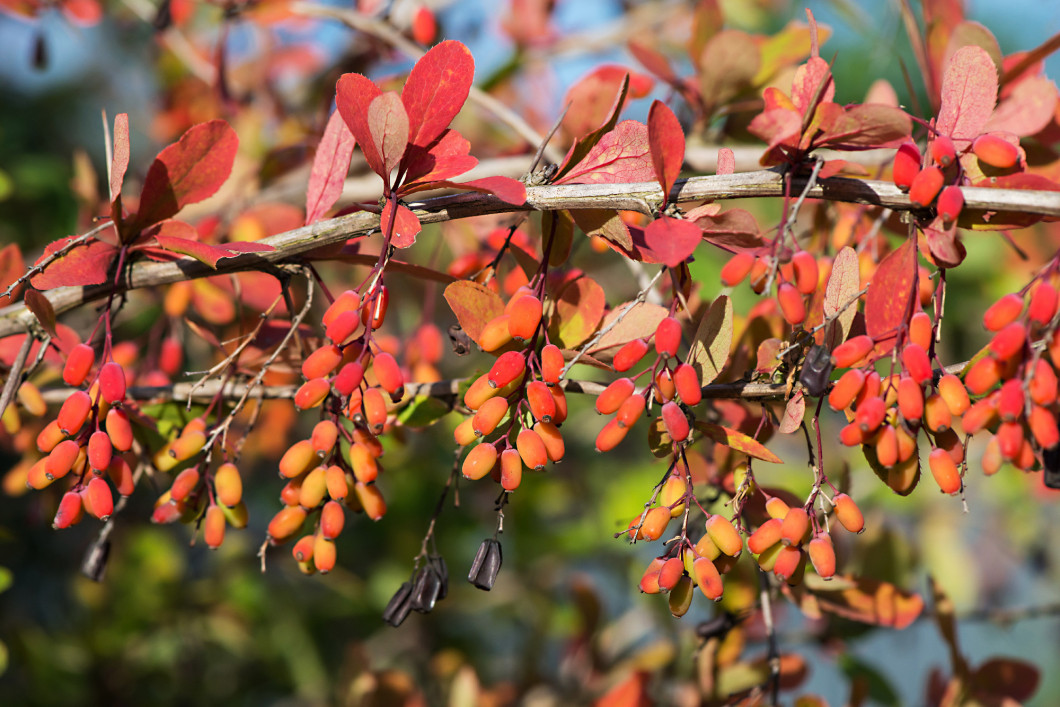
(336, 72), (385, 178)
(367, 91), (410, 185)
(788, 575), (924, 629)
(443, 280), (505, 348)
(689, 294), (732, 386)
(823, 245), (859, 349)
(642, 216), (702, 268)
(553, 72), (630, 182)
(401, 40), (475, 150)
(136, 120), (239, 229)
(548, 276), (606, 348)
(864, 238), (916, 354)
(647, 100), (685, 198)
(110, 112), (130, 204)
(380, 201), (422, 249)
(305, 110), (356, 225)
(555, 120), (654, 185)
(936, 45), (998, 147)
(417, 177), (527, 205)
(0, 244), (26, 307)
(695, 421), (782, 463)
(401, 130), (477, 187)
(30, 235), (119, 290)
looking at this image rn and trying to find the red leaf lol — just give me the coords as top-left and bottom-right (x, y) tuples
(401, 40), (475, 149)
(924, 222), (966, 268)
(0, 243), (26, 307)
(443, 280), (505, 347)
(136, 120), (239, 228)
(553, 73), (630, 182)
(561, 65), (654, 140)
(401, 129), (477, 187)
(367, 92), (410, 186)
(748, 108), (802, 153)
(816, 104), (911, 150)
(791, 56), (834, 116)
(110, 113), (129, 204)
(419, 176), (526, 205)
(778, 391), (805, 434)
(864, 238), (917, 353)
(305, 110), (356, 225)
(147, 220), (274, 267)
(936, 46), (998, 147)
(647, 100), (685, 198)
(642, 216), (702, 268)
(986, 75), (1059, 137)
(628, 39), (678, 83)
(30, 235), (119, 290)
(336, 72), (385, 178)
(554, 120), (654, 185)
(716, 147), (735, 175)
(692, 208), (762, 250)
(380, 202), (422, 249)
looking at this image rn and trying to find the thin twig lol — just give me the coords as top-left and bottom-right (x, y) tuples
(0, 333), (34, 420)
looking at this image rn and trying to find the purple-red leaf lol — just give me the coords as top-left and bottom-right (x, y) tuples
(647, 100), (685, 198)
(336, 72), (385, 178)
(402, 40), (475, 150)
(147, 219), (274, 267)
(816, 104), (911, 150)
(110, 113), (129, 204)
(555, 120), (654, 185)
(791, 56), (835, 116)
(422, 176), (527, 205)
(864, 238), (917, 354)
(30, 236), (119, 290)
(380, 201), (422, 249)
(553, 72), (631, 182)
(136, 120), (239, 229)
(400, 129), (477, 187)
(367, 91), (410, 185)
(936, 45), (998, 147)
(692, 208), (762, 250)
(305, 110), (356, 225)
(642, 216), (702, 268)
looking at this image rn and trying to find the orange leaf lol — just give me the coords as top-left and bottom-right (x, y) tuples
(443, 280), (505, 348)
(695, 421), (781, 463)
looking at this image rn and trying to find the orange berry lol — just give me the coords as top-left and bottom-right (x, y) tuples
(983, 294), (1024, 332)
(57, 390), (92, 435)
(780, 507), (811, 547)
(268, 506), (307, 544)
(657, 557), (684, 591)
(989, 322), (1026, 362)
(720, 251), (755, 287)
(516, 428), (548, 471)
(982, 436), (1003, 475)
(749, 257), (770, 294)
(928, 447), (962, 494)
(500, 448), (523, 491)
(462, 442), (498, 480)
(313, 535), (337, 573)
(972, 133), (1020, 168)
(349, 444), (379, 484)
(831, 335), (874, 369)
(63, 343), (95, 386)
(630, 507), (671, 542)
(892, 141), (921, 191)
(322, 290), (361, 329)
(964, 357), (1001, 396)
(773, 545), (804, 583)
(333, 361), (364, 397)
(534, 421), (565, 462)
(791, 251), (819, 295)
(1029, 405), (1060, 449)
(372, 352), (404, 399)
(908, 166), (944, 208)
(997, 379), (1025, 422)
(105, 408), (133, 452)
(938, 373), (971, 415)
(876, 424), (899, 467)
(295, 377), (331, 410)
(693, 557), (724, 601)
(549, 384), (568, 424)
(923, 393), (952, 433)
(472, 397), (508, 437)
(463, 374), (498, 411)
(361, 386), (388, 432)
(839, 422), (865, 446)
(616, 394), (646, 428)
(808, 534), (836, 579)
(748, 518), (783, 554)
(639, 558), (666, 594)
(360, 284), (389, 330)
(36, 420), (64, 453)
(279, 439), (317, 479)
(930, 135), (956, 167)
(325, 310), (360, 344)
(292, 534), (315, 564)
(46, 439), (80, 480)
(98, 361), (126, 404)
(453, 417), (477, 446)
(613, 338), (649, 372)
(507, 294), (543, 341)
(962, 394), (1000, 434)
(996, 420), (1024, 460)
(833, 493), (864, 533)
(82, 476), (114, 521)
(654, 368), (676, 403)
(855, 396), (886, 433)
(828, 369), (865, 411)
(309, 420), (338, 458)
(488, 351), (526, 389)
(705, 515), (742, 557)
(170, 468), (200, 503)
(1028, 282), (1058, 326)
(654, 317), (681, 359)
(302, 345), (343, 380)
(596, 377), (635, 414)
(934, 428), (965, 466)
(540, 344), (564, 384)
(897, 376), (924, 423)
(909, 312), (933, 351)
(107, 455), (135, 496)
(204, 505), (226, 549)
(325, 465), (349, 501)
(1029, 360), (1058, 406)
(321, 500), (346, 539)
(214, 462), (242, 507)
(902, 343), (932, 385)
(526, 380), (556, 423)
(596, 417), (629, 452)
(673, 363), (702, 405)
(777, 282), (806, 326)
(53, 490), (84, 529)
(479, 314), (514, 352)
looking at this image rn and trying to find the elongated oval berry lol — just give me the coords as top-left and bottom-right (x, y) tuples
(934, 428), (965, 465)
(46, 439), (80, 480)
(909, 312), (933, 351)
(595, 417), (629, 452)
(463, 374), (496, 411)
(833, 493), (864, 533)
(526, 381), (556, 423)
(15, 381), (45, 417)
(279, 439), (316, 479)
(479, 314), (514, 353)
(268, 506), (307, 544)
(372, 352), (404, 399)
(839, 422), (865, 446)
(1029, 359), (1058, 406)
(326, 310), (360, 344)
(354, 481), (387, 520)
(320, 500), (346, 540)
(324, 465), (349, 501)
(616, 394), (646, 428)
(897, 376), (924, 423)
(928, 447), (961, 494)
(892, 141), (921, 191)
(488, 351), (526, 390)
(613, 338), (649, 373)
(693, 557), (724, 601)
(902, 343), (932, 384)
(98, 361), (126, 404)
(876, 425), (899, 467)
(673, 363), (702, 406)
(82, 476), (114, 521)
(463, 442), (498, 480)
(656, 557), (684, 592)
(748, 518), (783, 555)
(964, 356), (1001, 396)
(540, 344), (564, 385)
(831, 335), (874, 369)
(780, 508), (811, 547)
(639, 557), (666, 594)
(972, 133), (1020, 168)
(88, 430), (113, 471)
(103, 407), (133, 452)
(668, 574), (695, 616)
(170, 467), (200, 502)
(596, 377), (635, 414)
(323, 290), (361, 329)
(472, 396), (509, 437)
(908, 166), (944, 208)
(705, 515), (742, 557)
(989, 322), (1026, 362)
(534, 421), (565, 463)
(507, 295), (543, 341)
(654, 368), (676, 403)
(828, 369), (865, 411)
(53, 490), (84, 529)
(930, 135), (956, 167)
(107, 456), (135, 496)
(63, 343), (95, 386)
(855, 396), (886, 433)
(453, 417), (477, 447)
(630, 506), (671, 542)
(302, 345), (343, 380)
(361, 386), (388, 432)
(654, 317), (681, 359)
(791, 251), (819, 295)
(937, 185), (964, 224)
(349, 444), (378, 485)
(938, 373), (971, 415)
(333, 361), (364, 397)
(57, 390), (92, 435)
(721, 251), (755, 287)
(1029, 282), (1058, 326)
(808, 534), (836, 579)
(313, 535), (337, 573)
(292, 534), (315, 564)
(923, 393), (952, 433)
(308, 420), (336, 457)
(997, 379), (1024, 421)
(962, 394), (999, 434)
(777, 282), (806, 326)
(773, 545), (804, 583)
(202, 504), (226, 549)
(37, 420), (64, 453)
(213, 462), (242, 507)
(1030, 405), (1060, 448)
(516, 428), (548, 471)
(661, 401), (691, 443)
(499, 448), (523, 491)
(983, 294), (1024, 332)
(295, 378), (331, 410)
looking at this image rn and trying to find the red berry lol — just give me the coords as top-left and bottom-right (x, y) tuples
(673, 363), (702, 406)
(53, 491), (84, 529)
(989, 322), (1026, 362)
(57, 390), (92, 435)
(320, 500), (346, 540)
(654, 317), (681, 359)
(499, 448), (523, 491)
(720, 252), (755, 287)
(294, 377), (331, 410)
(930, 135), (957, 167)
(333, 361), (364, 397)
(322, 290), (361, 329)
(777, 282), (806, 326)
(82, 476), (114, 521)
(372, 352), (404, 399)
(983, 294), (1024, 331)
(791, 251), (819, 295)
(892, 141), (921, 191)
(1028, 282), (1059, 326)
(302, 345), (343, 380)
(901, 343), (932, 384)
(507, 294), (543, 341)
(596, 377), (635, 414)
(613, 338), (649, 372)
(928, 447), (961, 494)
(828, 369), (865, 411)
(98, 361), (127, 404)
(88, 430), (113, 471)
(937, 185), (964, 223)
(833, 493), (864, 533)
(526, 380), (556, 423)
(63, 343), (95, 386)
(361, 387), (388, 432)
(908, 166), (944, 208)
(540, 344), (564, 384)
(661, 401), (691, 443)
(487, 351), (526, 389)
(831, 335), (874, 369)
(516, 428), (548, 471)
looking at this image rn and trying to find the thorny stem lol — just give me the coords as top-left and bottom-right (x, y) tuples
(765, 158), (825, 297)
(2, 221), (113, 302)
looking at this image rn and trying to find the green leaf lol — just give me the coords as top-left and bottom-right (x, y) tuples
(838, 654), (901, 707)
(396, 396), (451, 428)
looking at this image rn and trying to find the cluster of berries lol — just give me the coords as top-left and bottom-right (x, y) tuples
(719, 250), (820, 327)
